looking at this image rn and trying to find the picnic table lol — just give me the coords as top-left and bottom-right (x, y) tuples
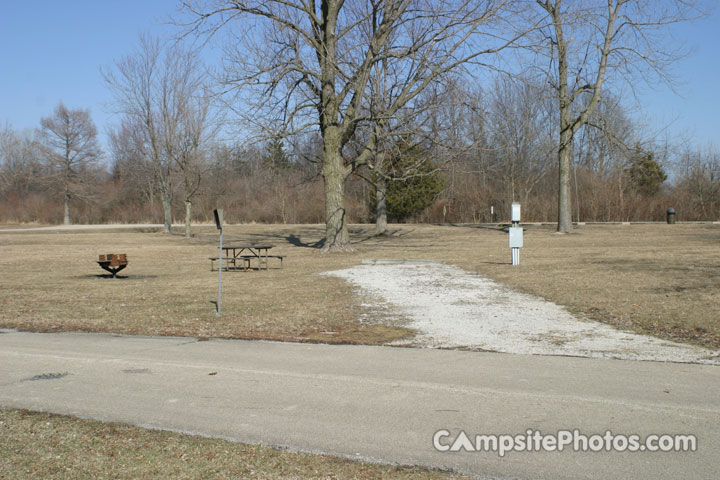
(209, 244), (284, 271)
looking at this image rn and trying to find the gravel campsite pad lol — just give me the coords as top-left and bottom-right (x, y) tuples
(326, 262), (720, 365)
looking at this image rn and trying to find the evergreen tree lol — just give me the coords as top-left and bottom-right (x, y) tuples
(262, 139), (291, 174)
(370, 148), (445, 222)
(628, 146), (667, 196)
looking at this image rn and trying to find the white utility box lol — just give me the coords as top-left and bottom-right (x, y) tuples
(509, 226), (523, 248)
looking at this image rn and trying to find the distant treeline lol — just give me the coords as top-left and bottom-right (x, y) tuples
(1, 82), (718, 226)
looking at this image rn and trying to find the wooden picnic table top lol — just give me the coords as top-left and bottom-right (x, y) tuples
(222, 244), (274, 250)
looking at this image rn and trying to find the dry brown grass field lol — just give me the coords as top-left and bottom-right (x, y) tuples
(0, 408), (469, 479)
(1, 223), (718, 348)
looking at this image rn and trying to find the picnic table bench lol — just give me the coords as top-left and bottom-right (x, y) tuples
(209, 245), (285, 271)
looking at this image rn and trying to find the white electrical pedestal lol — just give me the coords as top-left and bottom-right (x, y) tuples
(509, 203), (522, 266)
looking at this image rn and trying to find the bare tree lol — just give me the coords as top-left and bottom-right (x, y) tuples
(676, 144), (720, 220)
(104, 37), (171, 231)
(174, 90), (216, 237)
(0, 124), (43, 201)
(574, 94), (642, 220)
(357, 46), (474, 235)
(532, 0), (705, 232)
(182, 0), (517, 251)
(357, 85), (435, 235)
(38, 102), (101, 225)
(108, 119), (158, 218)
(486, 76), (555, 207)
(104, 35), (213, 234)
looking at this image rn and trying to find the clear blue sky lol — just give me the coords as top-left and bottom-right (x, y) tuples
(0, 1), (182, 151)
(634, 3), (720, 149)
(1, 1), (718, 156)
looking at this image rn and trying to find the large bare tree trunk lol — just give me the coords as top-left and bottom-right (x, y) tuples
(557, 130), (573, 233)
(184, 201), (192, 238)
(322, 167), (350, 251)
(162, 188), (172, 234)
(618, 173), (625, 220)
(184, 174), (194, 238)
(63, 191), (71, 225)
(322, 133), (351, 252)
(375, 174), (388, 236)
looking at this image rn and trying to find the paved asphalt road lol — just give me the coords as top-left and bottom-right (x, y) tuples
(1, 330), (718, 479)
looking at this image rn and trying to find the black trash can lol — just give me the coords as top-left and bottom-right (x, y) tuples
(666, 208), (676, 224)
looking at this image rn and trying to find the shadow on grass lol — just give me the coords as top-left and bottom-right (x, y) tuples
(594, 257), (719, 275)
(286, 233), (325, 249)
(73, 274), (159, 280)
(436, 223), (507, 232)
(224, 229), (399, 250)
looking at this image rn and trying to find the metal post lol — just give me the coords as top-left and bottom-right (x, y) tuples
(512, 247), (519, 266)
(217, 227), (222, 316)
(213, 208), (224, 316)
